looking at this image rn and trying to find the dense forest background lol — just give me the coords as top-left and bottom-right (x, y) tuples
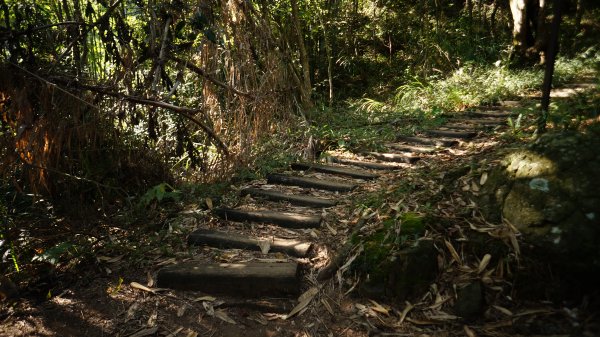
(1, 0), (599, 311)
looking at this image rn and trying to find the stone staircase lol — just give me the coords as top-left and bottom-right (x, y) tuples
(155, 105), (515, 299)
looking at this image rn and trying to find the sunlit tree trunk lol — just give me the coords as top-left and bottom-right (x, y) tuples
(510, 0), (547, 64)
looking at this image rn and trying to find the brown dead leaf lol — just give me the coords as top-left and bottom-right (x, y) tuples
(492, 305), (514, 316)
(166, 327), (184, 337)
(193, 296), (216, 302)
(464, 325), (477, 337)
(177, 304), (188, 317)
(127, 326), (158, 337)
(480, 172), (488, 185)
(477, 254), (491, 274)
(126, 303), (139, 321)
(185, 331), (198, 337)
(131, 282), (155, 293)
(369, 299), (390, 316)
(321, 298), (334, 316)
(286, 287), (319, 319)
(214, 309), (236, 324)
(205, 198), (213, 209)
(257, 240), (271, 254)
(444, 240), (462, 264)
(398, 301), (414, 324)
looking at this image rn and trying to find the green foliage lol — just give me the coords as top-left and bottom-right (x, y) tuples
(32, 241), (76, 265)
(138, 183), (181, 208)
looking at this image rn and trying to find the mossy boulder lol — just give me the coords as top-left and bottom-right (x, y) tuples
(354, 213), (438, 302)
(478, 125), (600, 300)
(358, 240), (438, 301)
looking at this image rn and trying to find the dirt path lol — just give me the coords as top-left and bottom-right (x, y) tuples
(1, 84), (597, 336)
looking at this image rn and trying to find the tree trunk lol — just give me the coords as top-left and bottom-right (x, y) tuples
(574, 0), (585, 33)
(538, 0), (565, 134)
(533, 0), (547, 64)
(490, 0), (499, 36)
(510, 0), (547, 65)
(510, 0), (529, 59)
(290, 0), (312, 109)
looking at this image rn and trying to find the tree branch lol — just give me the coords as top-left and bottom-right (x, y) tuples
(78, 84), (230, 156)
(168, 55), (253, 98)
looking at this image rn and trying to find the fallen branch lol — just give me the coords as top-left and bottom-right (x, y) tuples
(169, 55), (253, 98)
(78, 84), (230, 156)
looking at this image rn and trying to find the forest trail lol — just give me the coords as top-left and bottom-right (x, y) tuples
(149, 103), (513, 328)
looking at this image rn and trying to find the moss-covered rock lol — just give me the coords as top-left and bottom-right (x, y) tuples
(352, 212), (438, 302)
(478, 125), (600, 300)
(358, 239), (438, 301)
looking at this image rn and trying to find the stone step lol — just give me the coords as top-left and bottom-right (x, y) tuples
(363, 152), (421, 163)
(450, 117), (506, 125)
(157, 262), (300, 296)
(396, 135), (458, 147)
(214, 208), (321, 228)
(385, 143), (437, 153)
(267, 173), (356, 192)
(469, 110), (514, 118)
(328, 157), (403, 170)
(443, 123), (490, 130)
(241, 188), (336, 208)
(188, 229), (312, 257)
(424, 129), (477, 139)
(290, 162), (379, 180)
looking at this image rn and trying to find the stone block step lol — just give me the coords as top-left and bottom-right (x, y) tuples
(267, 173), (356, 192)
(450, 117), (506, 125)
(214, 208), (321, 228)
(363, 152), (421, 163)
(442, 123), (491, 130)
(386, 143), (437, 153)
(188, 229), (311, 257)
(469, 111), (514, 118)
(241, 188), (336, 208)
(328, 157), (403, 170)
(424, 129), (477, 139)
(396, 135), (458, 147)
(157, 262), (300, 296)
(290, 162), (379, 180)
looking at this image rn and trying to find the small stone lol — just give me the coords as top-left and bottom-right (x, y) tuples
(529, 178), (550, 192)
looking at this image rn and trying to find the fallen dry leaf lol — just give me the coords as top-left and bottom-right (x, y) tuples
(398, 301), (414, 324)
(257, 240), (271, 254)
(127, 326), (158, 337)
(369, 299), (390, 315)
(464, 325), (477, 337)
(193, 296), (216, 302)
(166, 327), (184, 337)
(286, 287), (319, 319)
(477, 254), (492, 274)
(214, 309), (236, 324)
(444, 240), (462, 264)
(480, 172), (488, 185)
(130, 282), (155, 294)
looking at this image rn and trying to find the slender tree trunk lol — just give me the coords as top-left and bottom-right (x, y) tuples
(490, 0), (499, 36)
(290, 0), (312, 109)
(574, 0), (585, 33)
(533, 0), (547, 63)
(538, 0), (565, 134)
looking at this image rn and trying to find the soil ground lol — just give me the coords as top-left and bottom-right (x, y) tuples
(1, 84), (599, 337)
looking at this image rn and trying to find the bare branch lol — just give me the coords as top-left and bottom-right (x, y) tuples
(168, 55), (253, 98)
(79, 84), (230, 156)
